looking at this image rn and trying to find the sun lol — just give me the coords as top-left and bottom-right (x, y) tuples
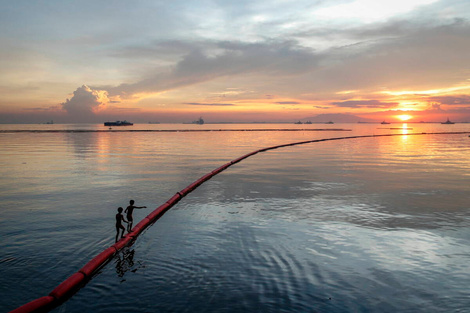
(397, 114), (412, 121)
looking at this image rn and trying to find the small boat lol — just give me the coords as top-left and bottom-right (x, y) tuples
(325, 121), (334, 124)
(192, 117), (204, 125)
(305, 121), (312, 124)
(381, 121), (390, 124)
(104, 120), (133, 126)
(441, 118), (455, 124)
(294, 121), (302, 124)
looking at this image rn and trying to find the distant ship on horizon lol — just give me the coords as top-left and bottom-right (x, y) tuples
(192, 117), (204, 125)
(381, 120), (390, 124)
(441, 118), (455, 124)
(104, 120), (133, 126)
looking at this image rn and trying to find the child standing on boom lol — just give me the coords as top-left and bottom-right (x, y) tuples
(124, 199), (147, 232)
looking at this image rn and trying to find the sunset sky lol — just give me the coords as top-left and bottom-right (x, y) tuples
(1, 0), (470, 123)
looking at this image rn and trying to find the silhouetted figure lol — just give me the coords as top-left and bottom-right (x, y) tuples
(115, 207), (128, 242)
(125, 199), (147, 232)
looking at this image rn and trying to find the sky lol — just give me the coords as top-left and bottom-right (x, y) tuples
(1, 0), (470, 123)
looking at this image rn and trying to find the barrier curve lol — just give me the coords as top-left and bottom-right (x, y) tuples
(10, 131), (470, 313)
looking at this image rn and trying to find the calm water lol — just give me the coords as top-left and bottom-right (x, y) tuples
(1, 123), (469, 312)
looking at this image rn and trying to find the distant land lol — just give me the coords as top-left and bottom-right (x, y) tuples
(209, 114), (378, 124)
(299, 113), (377, 123)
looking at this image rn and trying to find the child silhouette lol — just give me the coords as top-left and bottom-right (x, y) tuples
(115, 207), (128, 242)
(124, 200), (147, 232)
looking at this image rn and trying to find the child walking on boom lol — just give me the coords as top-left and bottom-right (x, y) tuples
(115, 207), (128, 242)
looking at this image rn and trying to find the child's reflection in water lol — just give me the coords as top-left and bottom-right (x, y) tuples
(115, 248), (135, 279)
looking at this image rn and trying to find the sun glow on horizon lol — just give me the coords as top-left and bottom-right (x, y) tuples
(397, 114), (412, 121)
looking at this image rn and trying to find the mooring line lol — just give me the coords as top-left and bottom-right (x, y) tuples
(10, 131), (470, 313)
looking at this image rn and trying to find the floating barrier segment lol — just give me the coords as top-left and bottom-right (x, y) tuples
(79, 247), (117, 277)
(49, 272), (86, 301)
(10, 131), (470, 313)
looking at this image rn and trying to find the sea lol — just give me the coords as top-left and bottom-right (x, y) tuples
(1, 123), (469, 313)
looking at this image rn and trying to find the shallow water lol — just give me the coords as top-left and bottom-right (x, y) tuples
(1, 123), (470, 312)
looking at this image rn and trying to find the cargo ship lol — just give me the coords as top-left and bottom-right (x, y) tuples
(104, 120), (133, 126)
(441, 118), (455, 124)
